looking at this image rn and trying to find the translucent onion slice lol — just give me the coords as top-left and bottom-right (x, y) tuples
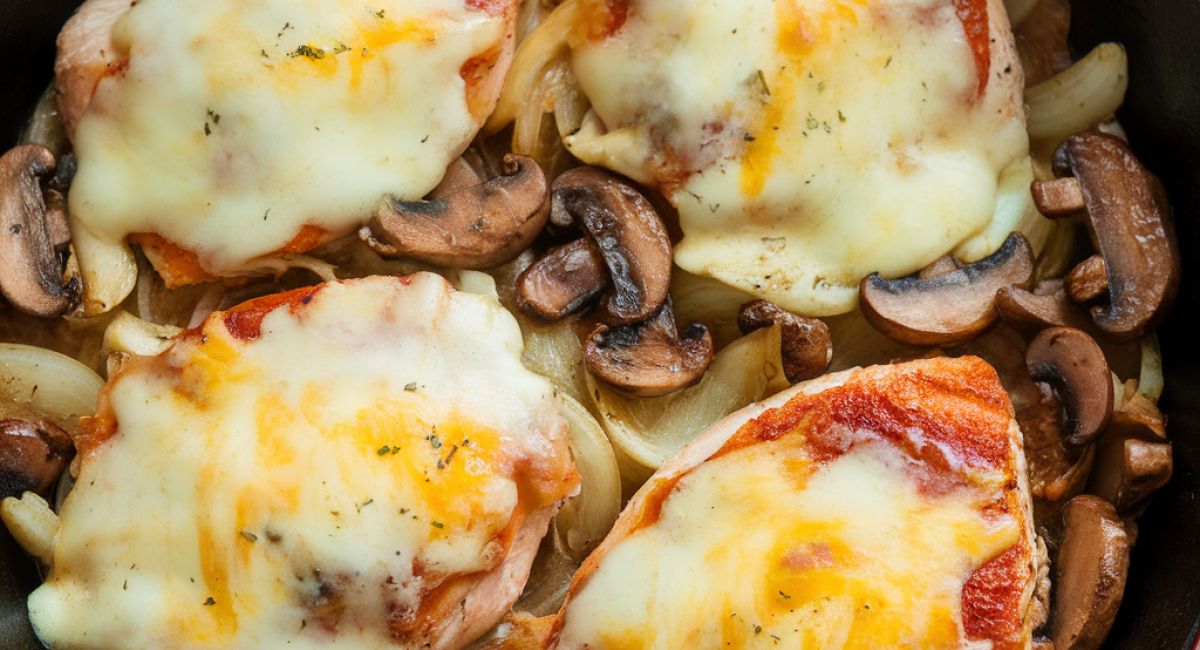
(511, 536), (579, 618)
(485, 0), (580, 135)
(0, 343), (103, 422)
(1139, 334), (1163, 404)
(553, 393), (621, 560)
(670, 268), (757, 350)
(521, 319), (589, 405)
(1026, 43), (1128, 146)
(588, 325), (789, 488)
(825, 309), (929, 373)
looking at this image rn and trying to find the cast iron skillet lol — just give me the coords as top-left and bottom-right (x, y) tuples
(1, 1), (1199, 649)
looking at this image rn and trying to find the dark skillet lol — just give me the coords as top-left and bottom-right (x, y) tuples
(2, 1), (1199, 649)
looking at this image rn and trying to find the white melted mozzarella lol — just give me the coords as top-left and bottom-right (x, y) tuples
(565, 0), (1032, 315)
(29, 274), (578, 650)
(68, 0), (508, 275)
(556, 442), (1019, 649)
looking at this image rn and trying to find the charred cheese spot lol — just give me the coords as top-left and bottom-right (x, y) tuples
(30, 274), (579, 650)
(67, 0), (515, 282)
(548, 358), (1034, 650)
(563, 0), (1031, 315)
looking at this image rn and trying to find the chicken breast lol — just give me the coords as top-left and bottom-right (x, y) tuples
(29, 273), (580, 650)
(558, 0), (1036, 316)
(493, 356), (1036, 650)
(55, 0), (519, 287)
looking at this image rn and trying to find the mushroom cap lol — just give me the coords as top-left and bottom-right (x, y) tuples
(361, 153), (550, 270)
(0, 416), (74, 499)
(1025, 326), (1114, 446)
(996, 278), (1096, 338)
(1053, 130), (1181, 342)
(584, 299), (714, 398)
(550, 167), (672, 326)
(1051, 494), (1133, 650)
(0, 144), (80, 318)
(516, 238), (609, 320)
(859, 231), (1035, 346)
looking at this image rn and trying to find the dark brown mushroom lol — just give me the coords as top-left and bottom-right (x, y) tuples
(1026, 327), (1114, 446)
(1086, 392), (1172, 516)
(1052, 494), (1133, 650)
(0, 416), (75, 499)
(0, 144), (81, 318)
(1050, 130), (1181, 342)
(550, 167), (672, 325)
(360, 153), (550, 269)
(1012, 0), (1072, 86)
(737, 300), (832, 383)
(1018, 381), (1095, 502)
(996, 279), (1096, 338)
(1065, 254), (1108, 304)
(516, 238), (609, 320)
(859, 232), (1035, 346)
(584, 298), (714, 397)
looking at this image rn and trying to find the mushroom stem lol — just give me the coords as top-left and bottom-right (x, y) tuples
(0, 145), (81, 318)
(361, 153), (550, 269)
(1051, 495), (1133, 650)
(1065, 255), (1108, 304)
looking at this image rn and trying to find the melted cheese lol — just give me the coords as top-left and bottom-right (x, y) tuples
(548, 358), (1034, 650)
(563, 0), (1031, 315)
(68, 0), (510, 277)
(29, 274), (579, 650)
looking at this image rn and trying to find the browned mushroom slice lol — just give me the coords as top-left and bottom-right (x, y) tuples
(1025, 327), (1113, 446)
(996, 279), (1095, 337)
(859, 232), (1034, 346)
(916, 254), (964, 279)
(736, 299), (832, 383)
(0, 145), (81, 318)
(1086, 391), (1172, 516)
(1018, 382), (1095, 502)
(1031, 176), (1086, 219)
(1052, 495), (1133, 650)
(551, 167), (672, 325)
(1052, 130), (1181, 342)
(0, 416), (75, 499)
(1064, 254), (1109, 303)
(585, 298), (714, 397)
(361, 153), (550, 270)
(516, 238), (609, 320)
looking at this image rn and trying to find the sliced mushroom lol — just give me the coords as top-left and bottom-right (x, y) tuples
(1025, 327), (1114, 446)
(859, 232), (1034, 346)
(1031, 176), (1086, 219)
(0, 416), (75, 499)
(1018, 382), (1095, 502)
(516, 238), (609, 320)
(0, 145), (81, 317)
(1052, 495), (1133, 650)
(584, 298), (714, 397)
(550, 167), (672, 325)
(1086, 391), (1172, 516)
(737, 300), (832, 383)
(916, 254), (964, 279)
(1064, 254), (1108, 304)
(360, 153), (550, 269)
(997, 278), (1096, 338)
(1050, 131), (1181, 342)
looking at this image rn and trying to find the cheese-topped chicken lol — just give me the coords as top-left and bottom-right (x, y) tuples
(493, 357), (1036, 650)
(29, 274), (580, 650)
(57, 0), (517, 286)
(558, 0), (1033, 315)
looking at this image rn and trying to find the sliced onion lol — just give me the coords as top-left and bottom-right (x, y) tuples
(103, 311), (182, 359)
(1026, 43), (1128, 146)
(485, 0), (580, 135)
(825, 309), (929, 373)
(0, 343), (103, 423)
(671, 268), (757, 350)
(521, 319), (589, 405)
(511, 535), (578, 618)
(588, 325), (789, 487)
(553, 393), (621, 560)
(1138, 334), (1164, 404)
(1, 492), (59, 566)
(18, 85), (70, 157)
(68, 221), (138, 317)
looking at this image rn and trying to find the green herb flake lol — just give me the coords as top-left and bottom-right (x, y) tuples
(404, 383), (418, 392)
(756, 69), (771, 96)
(241, 530), (259, 543)
(372, 8), (386, 18)
(817, 80), (827, 93)
(204, 597), (216, 606)
(291, 44), (326, 60)
(431, 521), (444, 529)
(332, 43), (350, 54)
(779, 591), (791, 599)
(377, 445), (392, 456)
(838, 110), (847, 122)
(806, 117), (820, 130)
(753, 625), (762, 635)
